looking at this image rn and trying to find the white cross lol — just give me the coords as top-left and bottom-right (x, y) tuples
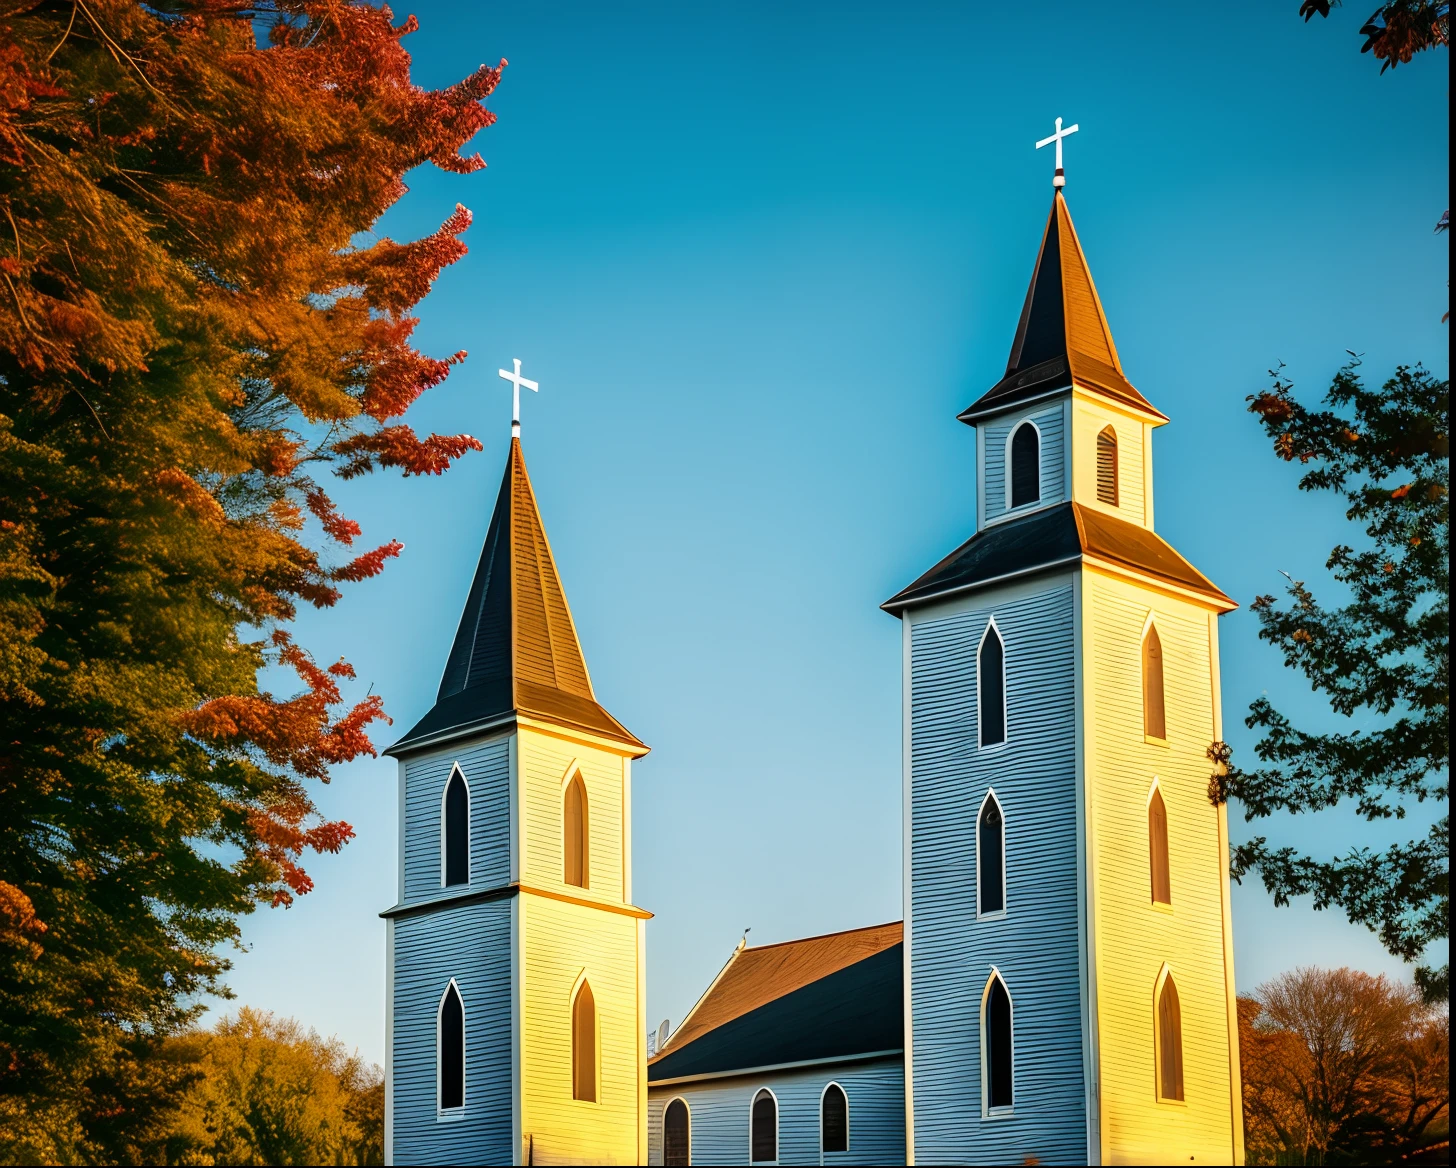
(498, 358), (539, 438)
(1036, 116), (1080, 189)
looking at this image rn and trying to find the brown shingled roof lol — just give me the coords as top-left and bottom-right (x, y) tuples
(389, 438), (645, 755)
(960, 192), (1167, 424)
(1074, 503), (1233, 608)
(882, 502), (1235, 613)
(653, 921), (903, 1063)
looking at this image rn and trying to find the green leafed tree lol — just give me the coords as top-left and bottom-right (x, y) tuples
(0, 1), (501, 1159)
(1210, 360), (1449, 1001)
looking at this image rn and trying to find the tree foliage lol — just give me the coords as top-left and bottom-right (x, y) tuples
(1240, 967), (1449, 1164)
(0, 0), (499, 1154)
(1209, 361), (1449, 1001)
(1297, 0), (1450, 71)
(167, 1008), (382, 1167)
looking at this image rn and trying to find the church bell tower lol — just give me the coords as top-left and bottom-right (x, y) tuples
(885, 167), (1244, 1164)
(383, 427), (649, 1166)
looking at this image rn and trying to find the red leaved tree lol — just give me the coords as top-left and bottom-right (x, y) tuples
(0, 2), (499, 1157)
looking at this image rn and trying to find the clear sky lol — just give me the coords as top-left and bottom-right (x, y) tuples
(203, 1), (1449, 1064)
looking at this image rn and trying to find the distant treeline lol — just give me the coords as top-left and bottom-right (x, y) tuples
(0, 1009), (382, 1166)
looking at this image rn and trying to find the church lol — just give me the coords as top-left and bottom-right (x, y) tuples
(379, 132), (1247, 1165)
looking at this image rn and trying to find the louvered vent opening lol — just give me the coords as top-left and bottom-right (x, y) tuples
(1097, 426), (1119, 506)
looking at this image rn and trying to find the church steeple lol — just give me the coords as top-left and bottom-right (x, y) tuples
(959, 192), (1167, 425)
(390, 437), (644, 755)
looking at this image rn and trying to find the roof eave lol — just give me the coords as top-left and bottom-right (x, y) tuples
(881, 553), (1083, 616)
(384, 711), (517, 759)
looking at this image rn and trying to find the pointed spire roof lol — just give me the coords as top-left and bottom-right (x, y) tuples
(959, 191), (1167, 425)
(389, 438), (646, 756)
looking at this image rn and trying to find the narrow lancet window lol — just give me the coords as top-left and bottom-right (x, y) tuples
(751, 1090), (777, 1164)
(1010, 422), (1040, 509)
(1097, 425), (1119, 506)
(1143, 623), (1167, 740)
(821, 1083), (848, 1153)
(1149, 786), (1171, 905)
(564, 773), (589, 889)
(978, 792), (1005, 916)
(443, 767), (469, 887)
(979, 622), (1006, 747)
(439, 982), (465, 1110)
(1157, 973), (1185, 1101)
(572, 980), (597, 1102)
(984, 973), (1014, 1112)
(664, 1098), (691, 1166)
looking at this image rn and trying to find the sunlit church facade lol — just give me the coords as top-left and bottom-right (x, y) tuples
(381, 172), (1246, 1164)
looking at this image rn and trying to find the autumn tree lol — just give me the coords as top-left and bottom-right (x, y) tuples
(1240, 967), (1449, 1164)
(166, 1008), (383, 1166)
(1298, 0), (1449, 71)
(0, 1), (500, 1158)
(1209, 359), (1449, 1004)
(1209, 1), (1449, 1005)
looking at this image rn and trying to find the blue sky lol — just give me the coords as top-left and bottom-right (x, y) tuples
(207, 2), (1448, 1063)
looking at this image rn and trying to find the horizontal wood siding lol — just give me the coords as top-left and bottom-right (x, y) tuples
(1070, 398), (1147, 527)
(647, 1058), (905, 1166)
(983, 402), (1068, 524)
(403, 735), (511, 903)
(392, 900), (513, 1165)
(521, 893), (642, 1165)
(908, 579), (1087, 1164)
(521, 730), (626, 904)
(1085, 572), (1237, 1162)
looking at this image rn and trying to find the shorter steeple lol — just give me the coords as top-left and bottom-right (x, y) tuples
(959, 192), (1167, 425)
(389, 438), (645, 755)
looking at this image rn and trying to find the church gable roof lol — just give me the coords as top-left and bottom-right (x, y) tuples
(881, 502), (1234, 613)
(959, 192), (1167, 424)
(389, 438), (645, 756)
(648, 921), (903, 1082)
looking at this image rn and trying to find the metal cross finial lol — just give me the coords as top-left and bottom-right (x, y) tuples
(1036, 116), (1080, 189)
(497, 358), (539, 438)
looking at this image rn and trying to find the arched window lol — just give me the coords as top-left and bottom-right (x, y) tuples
(664, 1097), (691, 1166)
(983, 972), (1014, 1113)
(564, 772), (589, 889)
(1156, 971), (1185, 1101)
(978, 621), (1006, 748)
(977, 791), (1006, 917)
(438, 981), (465, 1111)
(1097, 425), (1119, 506)
(442, 766), (469, 887)
(1143, 623), (1166, 740)
(821, 1082), (848, 1154)
(750, 1089), (777, 1164)
(1148, 785), (1171, 905)
(1009, 421), (1040, 509)
(572, 979), (596, 1102)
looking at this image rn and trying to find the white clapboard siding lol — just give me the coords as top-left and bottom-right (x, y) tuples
(908, 581), (1086, 1164)
(402, 735), (511, 903)
(392, 900), (513, 1165)
(982, 403), (1068, 524)
(647, 1057), (905, 1166)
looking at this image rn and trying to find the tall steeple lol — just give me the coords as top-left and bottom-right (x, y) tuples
(959, 192), (1167, 425)
(385, 429), (649, 1166)
(884, 156), (1243, 1165)
(390, 437), (644, 755)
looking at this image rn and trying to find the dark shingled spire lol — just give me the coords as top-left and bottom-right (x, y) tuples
(389, 438), (645, 756)
(959, 191), (1166, 425)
